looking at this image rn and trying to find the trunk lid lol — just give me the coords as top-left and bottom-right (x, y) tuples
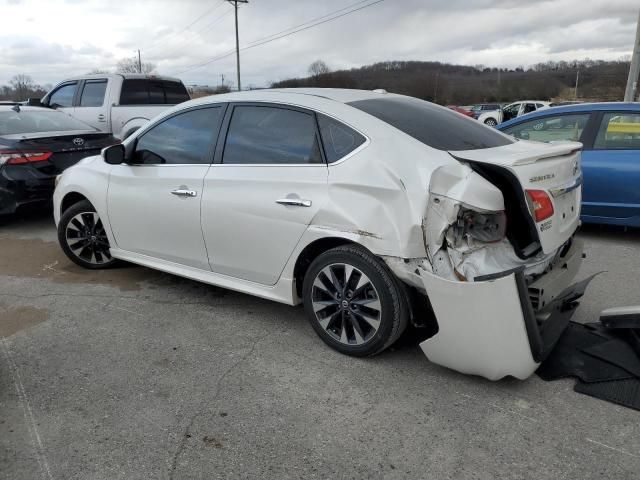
(11, 132), (116, 172)
(450, 140), (582, 255)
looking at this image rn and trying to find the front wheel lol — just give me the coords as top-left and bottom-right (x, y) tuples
(302, 245), (408, 357)
(58, 200), (118, 269)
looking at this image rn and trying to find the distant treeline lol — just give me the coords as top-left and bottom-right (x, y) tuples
(271, 59), (630, 104)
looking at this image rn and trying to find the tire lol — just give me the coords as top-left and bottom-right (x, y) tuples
(484, 118), (498, 127)
(58, 200), (118, 269)
(302, 245), (408, 357)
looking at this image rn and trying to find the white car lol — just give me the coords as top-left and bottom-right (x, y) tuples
(478, 100), (551, 126)
(37, 74), (191, 139)
(53, 89), (586, 380)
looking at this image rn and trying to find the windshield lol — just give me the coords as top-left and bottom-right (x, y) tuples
(0, 110), (95, 136)
(348, 96), (513, 151)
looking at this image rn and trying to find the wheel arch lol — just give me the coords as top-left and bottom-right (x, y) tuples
(292, 236), (357, 298)
(60, 191), (91, 216)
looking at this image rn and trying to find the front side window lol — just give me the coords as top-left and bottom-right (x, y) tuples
(317, 114), (365, 163)
(49, 83), (77, 108)
(79, 80), (107, 107)
(593, 112), (640, 150)
(222, 105), (322, 164)
(133, 107), (223, 164)
(349, 96), (513, 151)
(502, 113), (590, 143)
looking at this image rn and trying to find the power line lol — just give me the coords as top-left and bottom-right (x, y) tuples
(146, 7), (234, 62)
(172, 0), (384, 77)
(143, 1), (227, 53)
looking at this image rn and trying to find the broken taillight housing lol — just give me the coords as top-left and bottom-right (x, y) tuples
(455, 209), (507, 244)
(526, 189), (554, 222)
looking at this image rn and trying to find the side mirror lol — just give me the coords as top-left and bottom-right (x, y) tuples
(103, 144), (126, 165)
(26, 98), (42, 107)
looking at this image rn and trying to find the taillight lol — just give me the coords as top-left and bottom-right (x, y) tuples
(526, 189), (554, 222)
(0, 151), (52, 165)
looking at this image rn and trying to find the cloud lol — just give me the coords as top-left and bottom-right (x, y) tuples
(0, 0), (636, 88)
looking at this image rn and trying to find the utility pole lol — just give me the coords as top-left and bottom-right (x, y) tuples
(227, 0), (248, 91)
(624, 9), (640, 101)
(137, 49), (142, 74)
(574, 69), (579, 100)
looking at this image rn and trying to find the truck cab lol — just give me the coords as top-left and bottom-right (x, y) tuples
(39, 74), (190, 139)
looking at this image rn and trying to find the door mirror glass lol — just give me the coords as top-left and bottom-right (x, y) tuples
(103, 144), (125, 165)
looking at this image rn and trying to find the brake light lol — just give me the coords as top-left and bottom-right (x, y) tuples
(526, 189), (554, 222)
(0, 151), (52, 165)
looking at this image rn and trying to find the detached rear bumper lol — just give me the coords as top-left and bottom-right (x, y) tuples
(419, 238), (587, 380)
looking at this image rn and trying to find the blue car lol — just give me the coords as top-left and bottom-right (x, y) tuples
(498, 102), (640, 227)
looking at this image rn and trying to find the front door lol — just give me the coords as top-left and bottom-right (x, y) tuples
(107, 105), (226, 270)
(202, 104), (328, 285)
(581, 111), (640, 221)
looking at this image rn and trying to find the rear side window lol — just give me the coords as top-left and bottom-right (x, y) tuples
(133, 107), (223, 164)
(120, 79), (149, 105)
(594, 112), (640, 150)
(349, 96), (513, 151)
(317, 114), (366, 163)
(502, 113), (590, 143)
(79, 80), (107, 107)
(120, 79), (190, 105)
(223, 105), (322, 164)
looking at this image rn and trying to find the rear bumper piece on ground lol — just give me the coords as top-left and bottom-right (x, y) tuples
(419, 238), (588, 380)
(0, 165), (55, 215)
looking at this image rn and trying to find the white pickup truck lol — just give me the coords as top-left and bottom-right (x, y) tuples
(36, 74), (190, 139)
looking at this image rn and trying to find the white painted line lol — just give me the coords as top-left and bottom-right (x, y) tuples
(1, 338), (54, 480)
(586, 438), (640, 459)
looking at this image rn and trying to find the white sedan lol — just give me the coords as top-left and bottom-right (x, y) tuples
(54, 89), (586, 380)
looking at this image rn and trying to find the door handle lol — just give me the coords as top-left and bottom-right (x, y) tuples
(276, 198), (312, 207)
(98, 114), (106, 121)
(171, 189), (197, 197)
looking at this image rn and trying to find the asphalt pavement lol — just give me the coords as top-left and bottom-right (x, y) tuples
(1, 211), (639, 479)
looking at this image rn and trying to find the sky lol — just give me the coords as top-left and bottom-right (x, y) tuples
(0, 0), (637, 89)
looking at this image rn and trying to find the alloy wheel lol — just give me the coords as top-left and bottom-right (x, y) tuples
(311, 263), (382, 345)
(65, 212), (112, 265)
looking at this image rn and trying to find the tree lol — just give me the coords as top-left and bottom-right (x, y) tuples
(308, 60), (331, 81)
(116, 57), (156, 74)
(9, 74), (35, 101)
(87, 68), (111, 74)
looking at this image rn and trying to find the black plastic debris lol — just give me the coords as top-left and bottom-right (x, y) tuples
(537, 308), (640, 411)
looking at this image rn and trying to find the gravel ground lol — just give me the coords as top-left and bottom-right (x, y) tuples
(1, 212), (639, 480)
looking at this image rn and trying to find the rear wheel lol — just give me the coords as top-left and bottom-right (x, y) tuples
(484, 118), (498, 127)
(58, 200), (117, 269)
(302, 245), (408, 357)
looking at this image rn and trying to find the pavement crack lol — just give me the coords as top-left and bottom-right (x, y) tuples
(167, 331), (273, 480)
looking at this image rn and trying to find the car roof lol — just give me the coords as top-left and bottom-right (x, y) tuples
(497, 102), (640, 129)
(186, 88), (398, 107)
(55, 73), (183, 82)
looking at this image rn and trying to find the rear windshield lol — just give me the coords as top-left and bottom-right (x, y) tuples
(349, 96), (513, 151)
(0, 110), (94, 136)
(120, 79), (190, 105)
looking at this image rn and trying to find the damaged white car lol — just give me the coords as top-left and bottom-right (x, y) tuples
(53, 88), (587, 380)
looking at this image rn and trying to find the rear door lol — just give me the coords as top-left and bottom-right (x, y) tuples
(73, 79), (110, 132)
(581, 111), (640, 221)
(201, 103), (328, 285)
(107, 105), (225, 270)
